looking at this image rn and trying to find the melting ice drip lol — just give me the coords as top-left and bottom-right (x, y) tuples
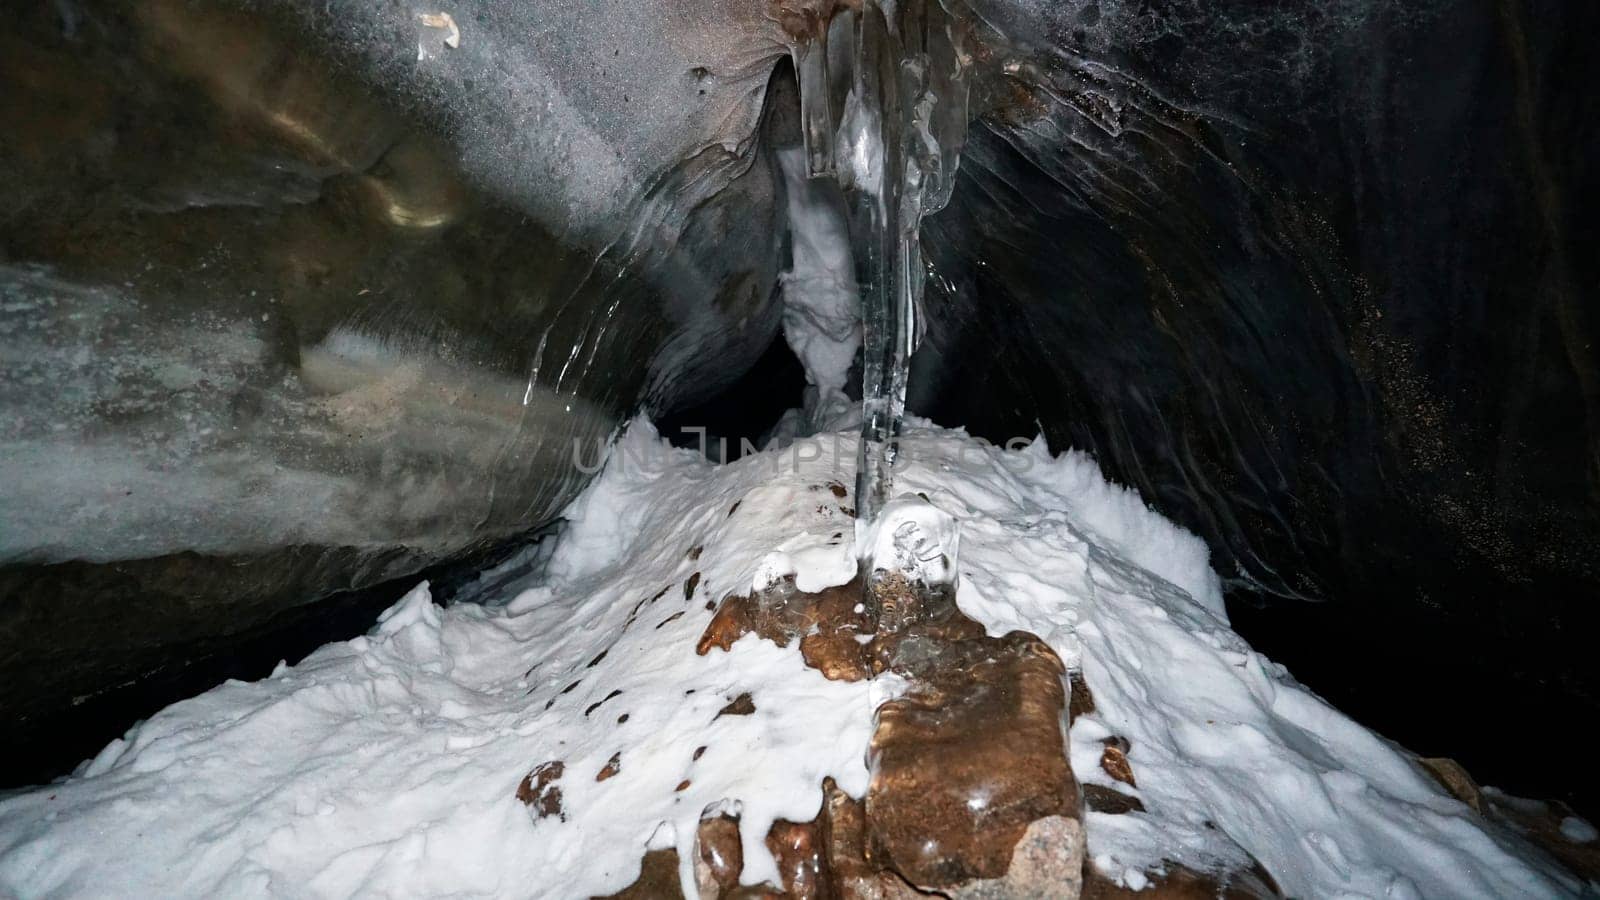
(787, 0), (971, 591)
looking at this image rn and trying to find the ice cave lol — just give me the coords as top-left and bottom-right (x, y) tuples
(1, 0), (1597, 896)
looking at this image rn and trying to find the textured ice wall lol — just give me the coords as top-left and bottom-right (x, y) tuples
(223, 0), (794, 251)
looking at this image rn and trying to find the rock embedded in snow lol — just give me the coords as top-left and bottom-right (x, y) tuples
(864, 590), (1082, 894)
(0, 419), (1588, 899)
(517, 761), (567, 820)
(699, 554), (1084, 895)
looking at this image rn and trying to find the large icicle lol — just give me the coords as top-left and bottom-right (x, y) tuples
(795, 0), (971, 607)
(843, 0), (972, 527)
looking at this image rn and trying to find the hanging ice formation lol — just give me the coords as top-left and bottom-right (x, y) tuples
(783, 0), (972, 603)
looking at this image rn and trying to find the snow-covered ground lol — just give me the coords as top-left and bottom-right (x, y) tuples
(0, 420), (1586, 898)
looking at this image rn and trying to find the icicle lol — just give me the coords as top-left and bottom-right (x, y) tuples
(791, 0), (971, 619)
(791, 35), (835, 178)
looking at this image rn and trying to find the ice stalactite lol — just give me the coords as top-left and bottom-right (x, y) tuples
(785, 0), (973, 610)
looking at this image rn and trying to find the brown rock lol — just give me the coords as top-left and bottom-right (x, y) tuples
(799, 629), (874, 682)
(1069, 671), (1096, 722)
(696, 814), (745, 896)
(597, 848), (685, 900)
(689, 811), (821, 900)
(1100, 744), (1137, 788)
(698, 576), (873, 682)
(1083, 784), (1145, 815)
(945, 815), (1084, 900)
(516, 760), (565, 821)
(716, 692), (757, 718)
(818, 780), (928, 900)
(597, 752), (622, 782)
(767, 819), (830, 899)
(864, 580), (1081, 894)
(1417, 756), (1483, 812)
(690, 575), (1093, 897)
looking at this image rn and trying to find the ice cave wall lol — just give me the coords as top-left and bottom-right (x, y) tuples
(1, 0), (1597, 812)
(0, 0), (796, 773)
(912, 0), (1600, 806)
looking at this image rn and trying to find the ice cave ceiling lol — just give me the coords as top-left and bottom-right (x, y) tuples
(1, 0), (1597, 808)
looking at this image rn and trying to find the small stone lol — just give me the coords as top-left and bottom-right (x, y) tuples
(1082, 784), (1144, 815)
(515, 760), (565, 821)
(715, 692), (755, 718)
(1100, 744), (1136, 788)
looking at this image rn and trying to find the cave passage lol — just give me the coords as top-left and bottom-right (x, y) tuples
(2, 0), (1598, 896)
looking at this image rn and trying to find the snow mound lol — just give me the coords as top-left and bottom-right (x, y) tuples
(0, 421), (1579, 898)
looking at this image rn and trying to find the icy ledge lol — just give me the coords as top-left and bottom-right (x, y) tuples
(0, 420), (1584, 898)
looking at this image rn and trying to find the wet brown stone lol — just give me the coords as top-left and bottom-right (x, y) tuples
(945, 815), (1084, 900)
(598, 847), (685, 900)
(716, 693), (757, 718)
(864, 580), (1082, 893)
(1100, 744), (1137, 788)
(686, 573), (703, 601)
(829, 483), (849, 499)
(690, 545), (705, 561)
(1082, 784), (1145, 815)
(691, 784), (918, 900)
(1069, 671), (1096, 722)
(766, 819), (830, 899)
(819, 787), (928, 900)
(597, 752), (622, 782)
(676, 779), (693, 792)
(690, 572), (1089, 897)
(866, 571), (933, 635)
(698, 576), (873, 682)
(724, 886), (788, 899)
(696, 814), (745, 895)
(517, 760), (566, 821)
(1417, 756), (1483, 812)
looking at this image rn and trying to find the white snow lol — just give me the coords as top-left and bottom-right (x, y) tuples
(775, 147), (861, 426)
(0, 420), (1581, 898)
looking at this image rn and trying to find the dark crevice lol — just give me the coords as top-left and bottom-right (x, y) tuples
(658, 329), (808, 462)
(0, 535), (545, 792)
